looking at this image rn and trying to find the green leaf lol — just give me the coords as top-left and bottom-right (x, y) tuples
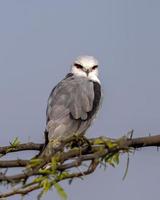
(26, 158), (43, 170)
(105, 140), (117, 148)
(122, 153), (130, 180)
(51, 157), (58, 170)
(10, 137), (20, 147)
(38, 168), (52, 175)
(58, 171), (70, 180)
(29, 158), (43, 167)
(105, 152), (120, 167)
(94, 138), (104, 145)
(112, 153), (120, 165)
(106, 156), (116, 167)
(54, 183), (68, 200)
(41, 179), (51, 192)
(50, 156), (60, 174)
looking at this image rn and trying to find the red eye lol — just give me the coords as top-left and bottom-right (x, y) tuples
(74, 63), (83, 69)
(92, 65), (98, 70)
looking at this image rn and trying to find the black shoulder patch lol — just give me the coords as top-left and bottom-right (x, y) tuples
(70, 81), (101, 121)
(87, 81), (101, 119)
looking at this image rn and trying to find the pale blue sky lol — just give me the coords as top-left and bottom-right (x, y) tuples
(0, 1), (160, 200)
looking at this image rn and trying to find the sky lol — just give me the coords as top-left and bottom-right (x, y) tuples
(0, 0), (160, 199)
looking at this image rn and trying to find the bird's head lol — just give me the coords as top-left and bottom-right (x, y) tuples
(71, 55), (100, 83)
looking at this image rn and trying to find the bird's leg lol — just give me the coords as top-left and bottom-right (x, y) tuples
(80, 135), (92, 152)
(70, 134), (92, 151)
(33, 130), (49, 158)
(70, 134), (82, 148)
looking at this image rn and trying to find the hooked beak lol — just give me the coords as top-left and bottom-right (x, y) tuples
(83, 68), (90, 76)
(86, 69), (90, 76)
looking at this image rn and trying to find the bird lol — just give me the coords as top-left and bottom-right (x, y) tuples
(41, 55), (102, 157)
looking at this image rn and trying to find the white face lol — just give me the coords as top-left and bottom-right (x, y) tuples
(71, 56), (100, 83)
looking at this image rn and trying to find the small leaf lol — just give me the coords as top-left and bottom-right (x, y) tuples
(51, 156), (58, 171)
(105, 152), (120, 167)
(122, 153), (130, 180)
(94, 138), (104, 145)
(30, 158), (42, 165)
(105, 140), (117, 148)
(50, 155), (61, 175)
(10, 137), (20, 147)
(58, 171), (70, 180)
(112, 153), (120, 165)
(41, 179), (52, 192)
(38, 168), (52, 175)
(28, 158), (43, 168)
(42, 179), (51, 192)
(54, 183), (67, 200)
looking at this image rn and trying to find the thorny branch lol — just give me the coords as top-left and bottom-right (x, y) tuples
(0, 133), (160, 199)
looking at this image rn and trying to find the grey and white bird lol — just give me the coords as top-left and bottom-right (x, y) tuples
(42, 55), (102, 156)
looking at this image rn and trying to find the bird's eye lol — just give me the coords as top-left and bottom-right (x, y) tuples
(92, 65), (98, 70)
(74, 63), (83, 69)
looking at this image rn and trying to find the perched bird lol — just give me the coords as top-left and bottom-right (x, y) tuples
(42, 55), (102, 156)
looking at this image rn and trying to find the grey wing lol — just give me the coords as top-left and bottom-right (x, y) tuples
(46, 75), (96, 141)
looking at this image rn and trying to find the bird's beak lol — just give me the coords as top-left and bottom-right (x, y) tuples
(82, 68), (91, 76)
(86, 69), (90, 76)
(82, 68), (90, 76)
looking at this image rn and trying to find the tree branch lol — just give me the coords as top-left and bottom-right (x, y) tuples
(0, 133), (160, 199)
(0, 142), (43, 155)
(0, 183), (41, 198)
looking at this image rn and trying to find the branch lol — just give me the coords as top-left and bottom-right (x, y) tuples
(0, 183), (41, 198)
(124, 134), (160, 148)
(0, 142), (43, 155)
(0, 133), (160, 199)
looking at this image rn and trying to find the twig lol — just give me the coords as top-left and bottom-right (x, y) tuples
(0, 183), (41, 198)
(0, 143), (43, 155)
